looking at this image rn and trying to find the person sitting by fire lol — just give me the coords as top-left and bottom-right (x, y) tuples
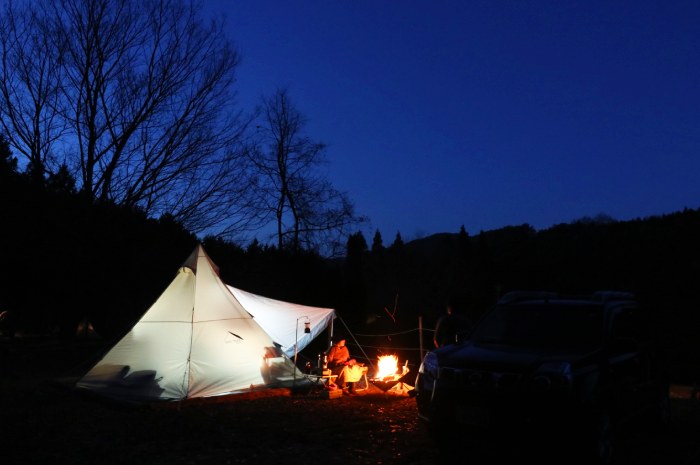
(327, 337), (360, 393)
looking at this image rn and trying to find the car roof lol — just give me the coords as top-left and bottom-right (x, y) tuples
(497, 291), (636, 307)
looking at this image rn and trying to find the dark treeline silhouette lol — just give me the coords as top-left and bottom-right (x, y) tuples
(346, 217), (700, 384)
(2, 137), (699, 382)
(0, 143), (345, 344)
(0, 143), (197, 340)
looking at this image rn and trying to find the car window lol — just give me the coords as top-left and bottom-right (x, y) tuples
(470, 303), (604, 349)
(610, 307), (650, 344)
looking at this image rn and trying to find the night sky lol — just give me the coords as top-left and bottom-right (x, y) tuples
(206, 0), (700, 241)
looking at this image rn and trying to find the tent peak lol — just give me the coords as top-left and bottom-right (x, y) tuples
(183, 244), (220, 276)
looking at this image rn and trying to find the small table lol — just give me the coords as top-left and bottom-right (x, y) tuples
(304, 372), (337, 389)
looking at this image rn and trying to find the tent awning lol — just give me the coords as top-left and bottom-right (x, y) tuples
(227, 285), (335, 357)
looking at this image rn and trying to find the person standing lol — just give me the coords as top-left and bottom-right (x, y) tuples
(433, 305), (471, 348)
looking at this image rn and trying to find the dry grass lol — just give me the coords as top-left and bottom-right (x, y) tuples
(2, 337), (699, 465)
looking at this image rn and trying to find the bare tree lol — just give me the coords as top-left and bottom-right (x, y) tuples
(0, 2), (67, 183)
(0, 0), (256, 234)
(250, 88), (364, 256)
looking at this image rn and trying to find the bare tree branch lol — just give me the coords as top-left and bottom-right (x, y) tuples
(249, 88), (366, 256)
(0, 0), (257, 235)
(0, 2), (68, 181)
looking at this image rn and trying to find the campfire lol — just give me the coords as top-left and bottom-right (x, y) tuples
(370, 355), (410, 392)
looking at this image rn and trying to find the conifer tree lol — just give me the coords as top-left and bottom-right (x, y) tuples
(371, 229), (384, 254)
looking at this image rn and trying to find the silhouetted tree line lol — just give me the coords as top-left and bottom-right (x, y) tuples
(3, 127), (700, 380)
(0, 136), (195, 339)
(342, 216), (700, 381)
(0, 133), (346, 341)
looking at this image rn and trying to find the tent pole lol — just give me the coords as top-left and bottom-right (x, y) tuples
(293, 321), (298, 387)
(419, 316), (424, 362)
(337, 316), (375, 374)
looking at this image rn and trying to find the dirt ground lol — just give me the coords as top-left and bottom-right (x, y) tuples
(2, 338), (700, 465)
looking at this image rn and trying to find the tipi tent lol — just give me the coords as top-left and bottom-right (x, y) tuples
(227, 285), (335, 358)
(75, 245), (302, 402)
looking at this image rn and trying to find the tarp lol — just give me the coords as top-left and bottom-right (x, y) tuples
(75, 244), (303, 402)
(227, 285), (335, 358)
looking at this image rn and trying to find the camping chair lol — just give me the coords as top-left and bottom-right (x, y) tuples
(354, 366), (370, 391)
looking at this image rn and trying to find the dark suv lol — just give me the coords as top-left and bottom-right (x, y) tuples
(414, 291), (670, 464)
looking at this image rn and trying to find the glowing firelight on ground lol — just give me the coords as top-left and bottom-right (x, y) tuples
(375, 355), (399, 380)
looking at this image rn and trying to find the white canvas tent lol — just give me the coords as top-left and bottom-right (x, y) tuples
(75, 245), (304, 402)
(226, 285), (335, 358)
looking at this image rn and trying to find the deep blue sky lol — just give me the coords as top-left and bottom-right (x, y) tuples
(206, 0), (700, 242)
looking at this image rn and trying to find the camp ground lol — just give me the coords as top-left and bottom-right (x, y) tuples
(75, 244), (338, 402)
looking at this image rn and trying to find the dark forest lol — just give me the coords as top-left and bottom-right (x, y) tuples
(1, 145), (699, 385)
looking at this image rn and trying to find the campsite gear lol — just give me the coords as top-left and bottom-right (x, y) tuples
(316, 352), (328, 371)
(370, 369), (412, 392)
(370, 360), (411, 392)
(322, 388), (343, 399)
(75, 244), (332, 402)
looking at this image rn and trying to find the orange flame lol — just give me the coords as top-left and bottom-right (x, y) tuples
(375, 354), (399, 380)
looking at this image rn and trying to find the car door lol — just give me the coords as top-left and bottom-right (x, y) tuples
(607, 306), (656, 420)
